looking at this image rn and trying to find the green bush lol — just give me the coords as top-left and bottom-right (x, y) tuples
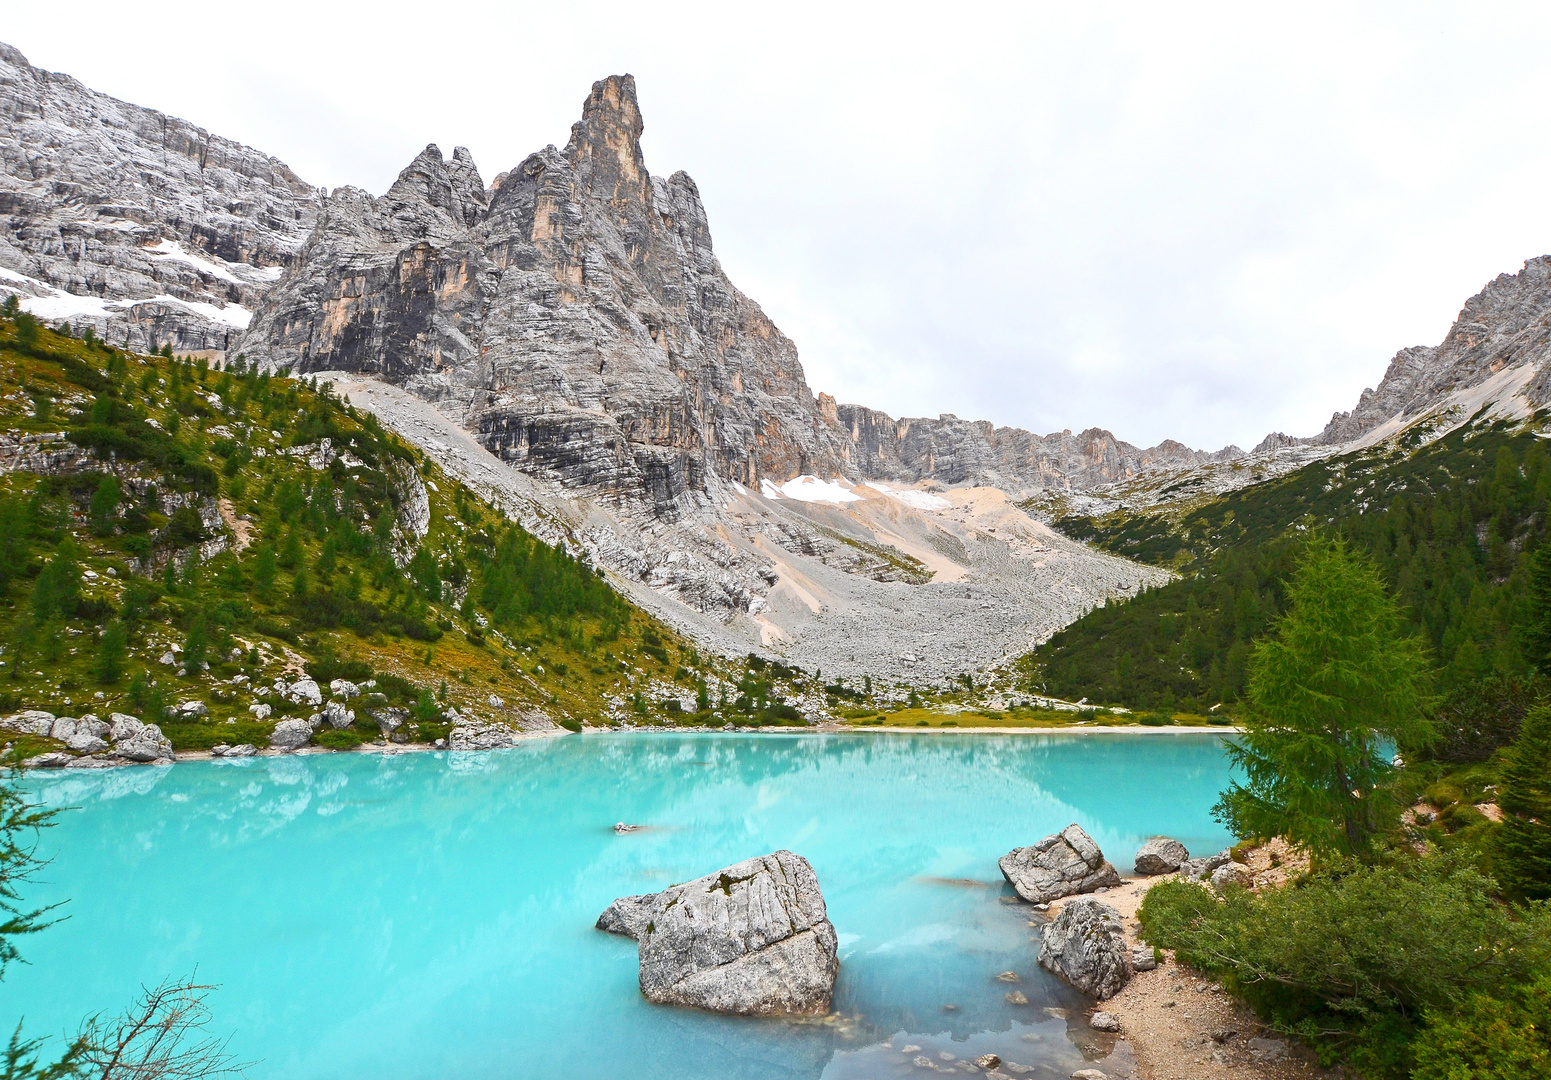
(559, 717), (582, 733)
(314, 728), (369, 750)
(161, 721), (275, 751)
(1137, 856), (1551, 1075)
(1138, 711), (1172, 726)
(1412, 976), (1551, 1079)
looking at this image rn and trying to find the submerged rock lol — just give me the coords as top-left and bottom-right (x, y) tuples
(597, 850), (839, 1016)
(999, 824), (1122, 904)
(1039, 897), (1132, 999)
(1134, 837), (1190, 875)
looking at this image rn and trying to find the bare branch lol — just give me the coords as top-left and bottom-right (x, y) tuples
(75, 978), (251, 1080)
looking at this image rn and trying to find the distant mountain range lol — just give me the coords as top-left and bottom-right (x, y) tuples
(5, 40), (1551, 681)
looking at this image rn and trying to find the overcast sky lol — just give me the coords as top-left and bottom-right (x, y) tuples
(10, 2), (1551, 451)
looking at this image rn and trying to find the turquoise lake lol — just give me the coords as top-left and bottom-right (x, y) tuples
(4, 732), (1233, 1078)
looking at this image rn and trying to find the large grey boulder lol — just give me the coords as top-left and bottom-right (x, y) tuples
(288, 679), (323, 707)
(269, 719), (312, 751)
(108, 713), (144, 742)
(1134, 837), (1190, 876)
(322, 701), (354, 729)
(370, 707), (408, 734)
(1211, 863), (1252, 892)
(597, 850), (839, 1016)
(2, 711), (56, 736)
(1000, 824), (1122, 904)
(1038, 897), (1132, 999)
(111, 722), (174, 762)
(65, 732), (109, 754)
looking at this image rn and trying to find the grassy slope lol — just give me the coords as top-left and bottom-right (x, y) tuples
(0, 315), (775, 753)
(1023, 417), (1551, 712)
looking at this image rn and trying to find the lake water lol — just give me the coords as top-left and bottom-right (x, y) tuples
(4, 732), (1233, 1079)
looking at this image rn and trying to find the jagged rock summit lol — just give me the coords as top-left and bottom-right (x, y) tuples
(241, 74), (841, 522)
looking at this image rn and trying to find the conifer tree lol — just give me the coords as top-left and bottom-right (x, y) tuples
(1495, 705), (1551, 900)
(1214, 535), (1433, 856)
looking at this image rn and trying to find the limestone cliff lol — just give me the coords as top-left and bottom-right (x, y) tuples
(0, 44), (321, 353)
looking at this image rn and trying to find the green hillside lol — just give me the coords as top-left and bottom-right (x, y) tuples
(0, 307), (791, 759)
(1025, 417), (1551, 712)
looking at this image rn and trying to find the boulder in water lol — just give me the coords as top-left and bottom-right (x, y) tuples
(597, 850), (839, 1016)
(595, 893), (657, 939)
(1038, 896), (1132, 999)
(999, 824), (1122, 903)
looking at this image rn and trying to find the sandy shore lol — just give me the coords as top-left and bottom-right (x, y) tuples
(1053, 878), (1334, 1080)
(164, 724), (1236, 761)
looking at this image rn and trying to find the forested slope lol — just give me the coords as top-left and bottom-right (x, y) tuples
(1025, 418), (1551, 711)
(0, 307), (770, 759)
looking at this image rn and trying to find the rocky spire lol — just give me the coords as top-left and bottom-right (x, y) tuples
(447, 146), (488, 227)
(386, 144), (457, 215)
(565, 74), (649, 209)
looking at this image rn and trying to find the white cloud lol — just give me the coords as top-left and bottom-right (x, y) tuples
(10, 1), (1551, 449)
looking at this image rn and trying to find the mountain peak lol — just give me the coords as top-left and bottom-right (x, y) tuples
(565, 74), (648, 207)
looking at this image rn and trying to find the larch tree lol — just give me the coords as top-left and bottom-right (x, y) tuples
(1214, 535), (1433, 857)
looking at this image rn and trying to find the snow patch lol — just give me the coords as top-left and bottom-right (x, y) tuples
(146, 239), (243, 284)
(871, 481), (951, 511)
(0, 268), (250, 328)
(137, 294), (252, 329)
(22, 291), (118, 321)
(759, 479), (785, 500)
(778, 475), (863, 503)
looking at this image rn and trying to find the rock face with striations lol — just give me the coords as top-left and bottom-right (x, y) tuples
(1038, 897), (1132, 999)
(0, 44), (321, 354)
(595, 850), (839, 1016)
(1000, 824), (1123, 904)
